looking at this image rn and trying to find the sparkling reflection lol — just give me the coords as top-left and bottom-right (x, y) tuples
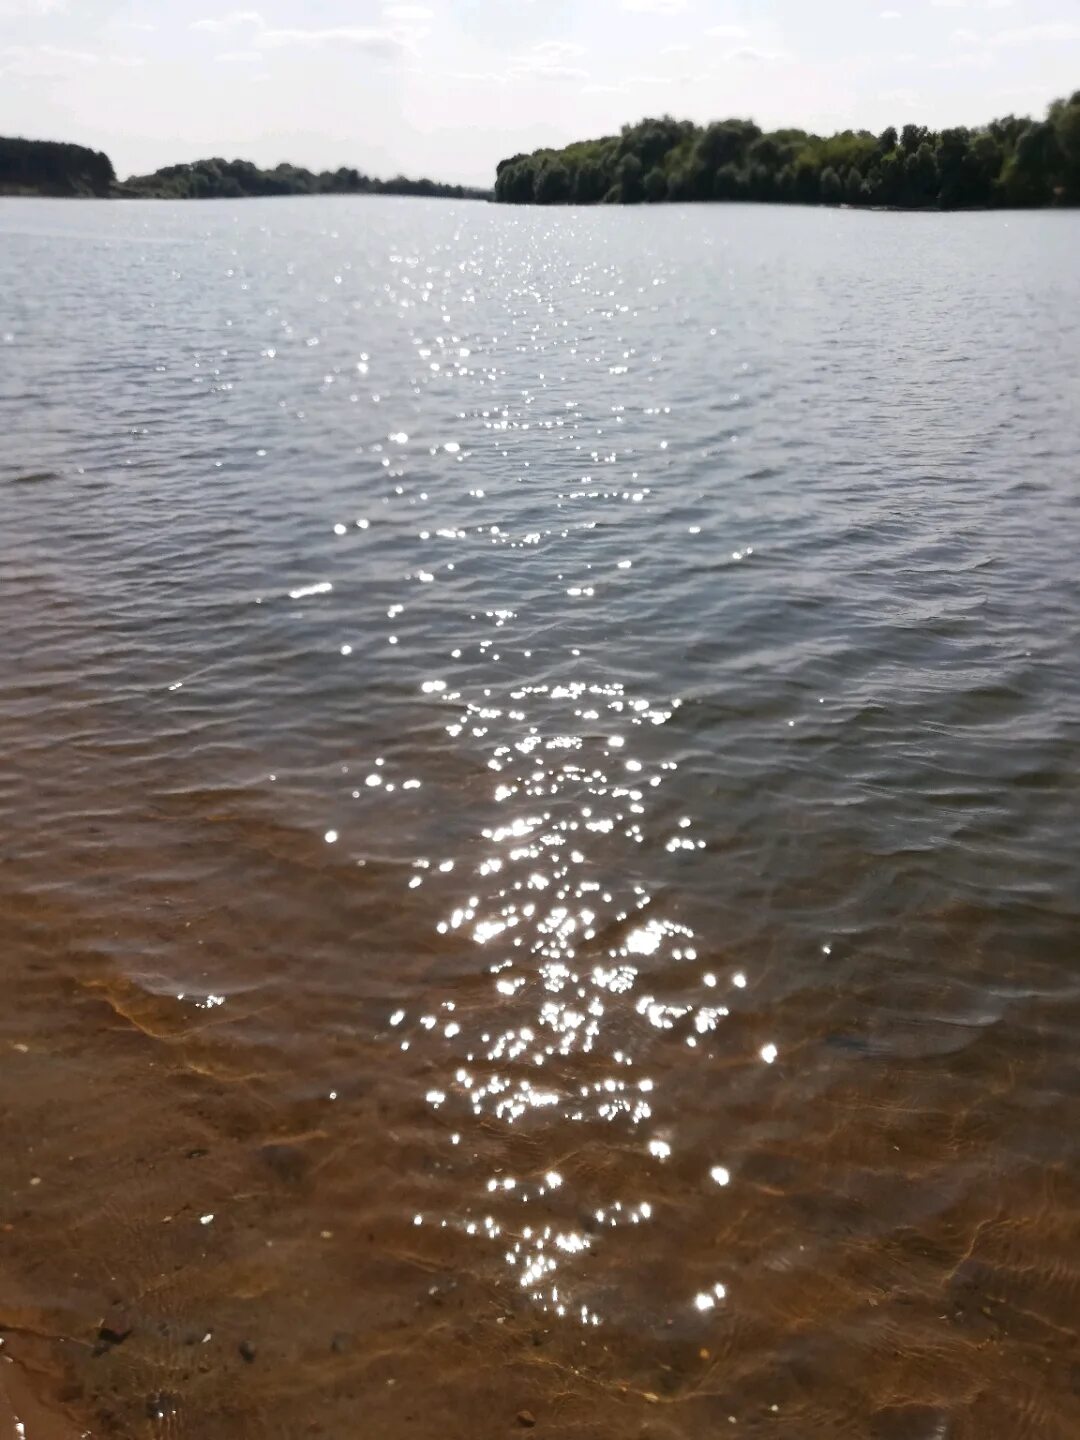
(252, 217), (779, 1331)
(374, 655), (757, 1324)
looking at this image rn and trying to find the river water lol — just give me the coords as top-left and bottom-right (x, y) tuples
(1, 196), (1079, 1439)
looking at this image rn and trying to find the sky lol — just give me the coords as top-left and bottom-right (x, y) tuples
(0, 0), (1077, 186)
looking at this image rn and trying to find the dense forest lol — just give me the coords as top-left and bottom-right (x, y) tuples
(0, 137), (115, 197)
(494, 94), (1080, 209)
(122, 157), (490, 201)
(0, 137), (489, 201)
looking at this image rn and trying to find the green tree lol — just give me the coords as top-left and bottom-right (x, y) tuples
(904, 141), (939, 206)
(970, 132), (1004, 203)
(665, 163), (695, 201)
(939, 126), (1006, 208)
(617, 153), (644, 203)
(900, 123), (928, 156)
(746, 162), (775, 201)
(674, 156), (711, 201)
(0, 138), (117, 196)
(643, 166), (668, 202)
(875, 149), (904, 204)
(989, 114), (1028, 149)
(1001, 121), (1059, 205)
(574, 158), (606, 204)
(694, 119), (760, 179)
(820, 166), (842, 204)
(495, 158), (538, 203)
(792, 154), (821, 204)
(748, 135), (782, 170)
(535, 160), (571, 204)
(713, 162), (744, 200)
(490, 98), (1078, 210)
(620, 116), (691, 171)
(1051, 96), (1080, 200)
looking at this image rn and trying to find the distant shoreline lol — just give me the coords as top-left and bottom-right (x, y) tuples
(5, 186), (1074, 217)
(0, 139), (491, 202)
(6, 189), (1074, 216)
(0, 189), (493, 202)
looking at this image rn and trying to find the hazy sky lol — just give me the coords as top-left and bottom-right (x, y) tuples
(0, 0), (1077, 185)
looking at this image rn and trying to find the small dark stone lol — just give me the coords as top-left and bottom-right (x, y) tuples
(238, 1339), (257, 1364)
(516, 1410), (536, 1428)
(186, 1148), (209, 1160)
(93, 1314), (132, 1355)
(330, 1331), (351, 1354)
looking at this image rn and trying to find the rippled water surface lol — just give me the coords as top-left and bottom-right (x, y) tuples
(2, 197), (1079, 1439)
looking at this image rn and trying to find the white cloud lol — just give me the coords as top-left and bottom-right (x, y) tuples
(623, 0), (685, 13)
(0, 42), (142, 75)
(987, 21), (1080, 44)
(440, 68), (508, 84)
(724, 45), (791, 63)
(528, 40), (585, 60)
(214, 49), (262, 63)
(931, 48), (994, 67)
(510, 39), (587, 77)
(512, 60), (588, 80)
(661, 41), (692, 53)
(582, 82), (627, 94)
(191, 9), (262, 32)
(383, 3), (434, 18)
(706, 24), (749, 39)
(0, 0), (65, 14)
(0, 42), (88, 71)
(880, 9), (902, 18)
(257, 26), (412, 56)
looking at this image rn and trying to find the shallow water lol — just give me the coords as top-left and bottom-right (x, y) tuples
(1, 195), (1079, 1439)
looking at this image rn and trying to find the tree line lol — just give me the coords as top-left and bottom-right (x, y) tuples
(494, 95), (1080, 209)
(122, 157), (490, 201)
(0, 137), (490, 201)
(0, 137), (115, 197)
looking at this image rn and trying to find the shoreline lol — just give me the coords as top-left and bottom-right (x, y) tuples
(0, 187), (493, 202)
(3, 188), (1074, 213)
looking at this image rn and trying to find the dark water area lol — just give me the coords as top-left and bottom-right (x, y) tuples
(1, 196), (1079, 1439)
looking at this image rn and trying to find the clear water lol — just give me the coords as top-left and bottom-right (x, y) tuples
(2, 196), (1079, 1440)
